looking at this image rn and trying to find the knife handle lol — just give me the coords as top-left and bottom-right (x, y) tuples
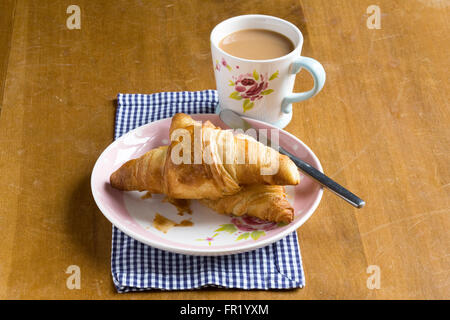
(281, 147), (365, 208)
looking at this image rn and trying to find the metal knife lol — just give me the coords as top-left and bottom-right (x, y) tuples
(219, 109), (365, 208)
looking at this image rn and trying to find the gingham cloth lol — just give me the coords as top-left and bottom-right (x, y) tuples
(111, 90), (305, 292)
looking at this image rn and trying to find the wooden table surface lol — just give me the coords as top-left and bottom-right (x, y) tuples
(0, 0), (448, 300)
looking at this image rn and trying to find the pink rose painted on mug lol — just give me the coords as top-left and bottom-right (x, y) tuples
(214, 57), (279, 113)
(229, 69), (279, 112)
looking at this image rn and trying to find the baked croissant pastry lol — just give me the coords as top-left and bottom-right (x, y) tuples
(110, 113), (300, 199)
(110, 146), (167, 194)
(200, 185), (294, 223)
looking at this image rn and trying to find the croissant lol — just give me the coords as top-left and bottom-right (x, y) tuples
(200, 184), (294, 223)
(110, 113), (300, 199)
(109, 146), (167, 193)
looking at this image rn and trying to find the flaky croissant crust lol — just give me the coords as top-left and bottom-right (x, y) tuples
(111, 113), (300, 200)
(200, 184), (294, 223)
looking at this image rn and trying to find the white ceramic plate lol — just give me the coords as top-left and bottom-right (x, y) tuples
(91, 114), (323, 255)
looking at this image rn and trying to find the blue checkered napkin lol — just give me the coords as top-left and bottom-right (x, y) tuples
(112, 90), (305, 292)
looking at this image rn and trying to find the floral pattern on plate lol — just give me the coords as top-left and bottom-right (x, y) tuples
(199, 215), (287, 244)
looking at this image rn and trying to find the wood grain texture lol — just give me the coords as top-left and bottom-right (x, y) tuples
(0, 0), (448, 299)
(0, 0), (16, 112)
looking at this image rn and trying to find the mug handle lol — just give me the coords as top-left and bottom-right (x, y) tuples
(281, 56), (326, 114)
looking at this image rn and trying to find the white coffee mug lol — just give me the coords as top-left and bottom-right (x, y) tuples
(211, 14), (326, 128)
